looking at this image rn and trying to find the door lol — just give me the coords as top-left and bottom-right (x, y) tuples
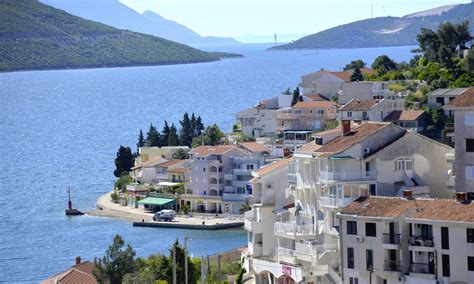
(389, 222), (395, 244)
(389, 249), (397, 271)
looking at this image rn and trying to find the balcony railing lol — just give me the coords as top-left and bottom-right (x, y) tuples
(233, 168), (252, 175)
(274, 221), (315, 238)
(382, 233), (401, 245)
(384, 260), (402, 272)
(288, 174), (297, 184)
(224, 174), (234, 180)
(409, 236), (434, 247)
(319, 170), (377, 181)
(410, 262), (434, 275)
(319, 196), (354, 208)
(223, 193), (249, 202)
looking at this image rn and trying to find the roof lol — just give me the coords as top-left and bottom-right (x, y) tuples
(384, 110), (426, 122)
(340, 99), (379, 111)
(428, 87), (469, 97)
(341, 196), (474, 223)
(327, 71), (351, 81)
(167, 167), (191, 174)
(138, 197), (175, 206)
(313, 127), (343, 137)
(254, 158), (292, 176)
(132, 156), (167, 170)
(304, 93), (329, 101)
(292, 101), (337, 109)
(156, 159), (183, 168)
(445, 87), (474, 108)
(189, 145), (240, 156)
(295, 141), (323, 155)
(238, 142), (270, 153)
(359, 67), (375, 75)
(316, 122), (392, 156)
(41, 261), (97, 284)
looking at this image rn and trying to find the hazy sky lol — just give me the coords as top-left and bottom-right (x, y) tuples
(120, 0), (471, 37)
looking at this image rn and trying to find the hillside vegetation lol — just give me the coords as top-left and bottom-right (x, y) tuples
(0, 0), (237, 72)
(272, 3), (474, 50)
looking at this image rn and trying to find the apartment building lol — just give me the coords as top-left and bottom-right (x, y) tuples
(136, 146), (190, 164)
(383, 110), (427, 133)
(237, 97), (280, 138)
(131, 156), (168, 184)
(338, 81), (392, 105)
(443, 88), (474, 193)
(244, 158), (295, 283)
(263, 121), (453, 283)
(276, 101), (338, 133)
(181, 143), (269, 214)
(340, 99), (405, 122)
(338, 193), (474, 284)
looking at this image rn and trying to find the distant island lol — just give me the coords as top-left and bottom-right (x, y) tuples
(271, 3), (474, 50)
(0, 0), (241, 72)
(41, 0), (240, 45)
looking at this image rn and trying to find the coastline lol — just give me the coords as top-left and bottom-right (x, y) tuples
(88, 191), (245, 228)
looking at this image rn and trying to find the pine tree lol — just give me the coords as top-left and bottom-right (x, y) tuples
(146, 124), (161, 147)
(114, 146), (135, 177)
(169, 124), (179, 146)
(137, 129), (145, 152)
(194, 115), (204, 136)
(161, 121), (171, 146)
(291, 87), (300, 106)
(190, 113), (197, 137)
(350, 67), (363, 81)
(165, 240), (196, 284)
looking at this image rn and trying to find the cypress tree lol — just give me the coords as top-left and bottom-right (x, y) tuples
(162, 121), (171, 146)
(169, 124), (179, 146)
(136, 129), (145, 152)
(146, 123), (161, 147)
(291, 87), (300, 106)
(114, 146), (134, 177)
(195, 115), (204, 137)
(179, 112), (192, 146)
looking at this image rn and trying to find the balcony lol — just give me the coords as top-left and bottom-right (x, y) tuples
(277, 247), (297, 264)
(409, 236), (434, 251)
(410, 262), (435, 276)
(274, 221), (316, 240)
(384, 260), (402, 272)
(318, 196), (354, 209)
(249, 242), (263, 257)
(223, 193), (250, 202)
(288, 173), (296, 185)
(224, 174), (234, 180)
(382, 233), (401, 249)
(232, 180), (248, 187)
(276, 111), (299, 120)
(233, 168), (252, 176)
(319, 170), (377, 182)
(244, 211), (262, 233)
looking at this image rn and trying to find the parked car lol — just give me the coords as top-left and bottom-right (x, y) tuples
(153, 210), (176, 222)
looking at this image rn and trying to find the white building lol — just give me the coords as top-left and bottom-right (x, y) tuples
(340, 99), (405, 122)
(131, 156), (168, 184)
(427, 88), (469, 115)
(338, 192), (474, 284)
(338, 81), (392, 105)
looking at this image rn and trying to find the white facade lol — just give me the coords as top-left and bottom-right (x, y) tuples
(340, 98), (405, 122)
(338, 82), (392, 105)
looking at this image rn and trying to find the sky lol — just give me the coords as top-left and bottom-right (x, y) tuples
(119, 0), (471, 37)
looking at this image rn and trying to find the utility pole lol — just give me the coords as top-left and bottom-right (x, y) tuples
(172, 245), (177, 284)
(184, 237), (189, 284)
(218, 254), (222, 284)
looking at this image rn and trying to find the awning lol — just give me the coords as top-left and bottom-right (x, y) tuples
(158, 182), (181, 187)
(138, 197), (175, 206)
(330, 156), (353, 160)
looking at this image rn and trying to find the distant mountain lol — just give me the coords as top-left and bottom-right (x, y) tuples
(272, 3), (474, 50)
(40, 0), (239, 45)
(0, 0), (240, 72)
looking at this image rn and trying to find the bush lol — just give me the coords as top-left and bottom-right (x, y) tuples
(110, 191), (119, 203)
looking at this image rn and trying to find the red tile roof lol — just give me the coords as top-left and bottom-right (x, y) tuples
(327, 71), (351, 81)
(254, 158), (292, 176)
(445, 87), (474, 108)
(156, 159), (183, 168)
(292, 101), (337, 109)
(238, 142), (270, 153)
(304, 93), (329, 101)
(295, 141), (323, 155)
(341, 196), (474, 223)
(340, 99), (379, 111)
(384, 110), (426, 121)
(41, 261), (97, 284)
(315, 122), (392, 156)
(132, 156), (167, 170)
(189, 145), (241, 156)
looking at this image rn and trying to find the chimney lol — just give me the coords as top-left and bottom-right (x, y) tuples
(456, 192), (467, 203)
(75, 256), (81, 265)
(342, 120), (351, 135)
(403, 189), (413, 200)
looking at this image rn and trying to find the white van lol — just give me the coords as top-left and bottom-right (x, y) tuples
(153, 209), (176, 222)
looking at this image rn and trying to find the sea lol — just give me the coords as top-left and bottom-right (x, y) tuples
(0, 43), (415, 283)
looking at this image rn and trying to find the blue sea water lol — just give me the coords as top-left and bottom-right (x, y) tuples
(0, 44), (415, 283)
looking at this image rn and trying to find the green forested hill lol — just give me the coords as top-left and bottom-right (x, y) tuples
(272, 3), (474, 50)
(0, 0), (236, 72)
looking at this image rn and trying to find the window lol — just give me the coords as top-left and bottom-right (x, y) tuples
(246, 164), (254, 170)
(366, 223), (377, 237)
(442, 254), (450, 277)
(468, 256), (474, 271)
(362, 112), (368, 120)
(347, 111), (353, 117)
(366, 249), (374, 271)
(395, 158), (414, 171)
(203, 168), (206, 172)
(294, 110), (302, 114)
(349, 277), (359, 284)
(441, 227), (449, 250)
(317, 109), (324, 115)
(347, 247), (354, 269)
(369, 184), (377, 196)
(467, 228), (474, 243)
(467, 139), (474, 152)
(436, 97), (445, 105)
(466, 166), (474, 180)
(465, 112), (474, 126)
(347, 221), (357, 235)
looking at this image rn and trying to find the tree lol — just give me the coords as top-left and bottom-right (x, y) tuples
(291, 87), (300, 106)
(206, 124), (225, 145)
(350, 67), (363, 81)
(143, 254), (170, 281)
(236, 267), (246, 284)
(169, 123), (179, 146)
(344, 59), (366, 70)
(93, 234), (136, 284)
(171, 148), (188, 160)
(114, 146), (134, 177)
(165, 240), (197, 284)
(193, 114), (205, 137)
(146, 123), (161, 147)
(110, 190), (119, 203)
(371, 55), (397, 75)
(179, 112), (192, 146)
(122, 270), (154, 284)
(136, 129), (145, 152)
